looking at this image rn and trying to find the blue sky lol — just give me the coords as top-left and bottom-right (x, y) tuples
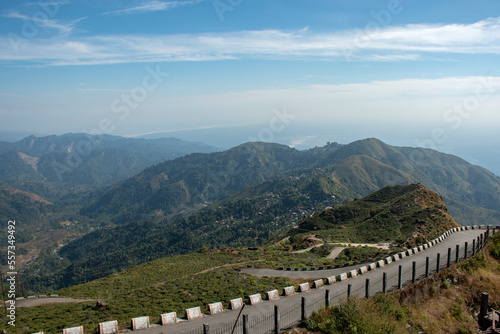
(1, 0), (500, 155)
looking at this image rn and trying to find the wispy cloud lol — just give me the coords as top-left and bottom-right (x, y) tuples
(3, 11), (85, 36)
(104, 0), (203, 16)
(1, 17), (500, 66)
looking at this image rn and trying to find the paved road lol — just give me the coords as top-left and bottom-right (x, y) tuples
(326, 246), (345, 260)
(135, 228), (490, 334)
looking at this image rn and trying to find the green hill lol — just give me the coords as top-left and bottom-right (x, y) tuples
(288, 183), (459, 247)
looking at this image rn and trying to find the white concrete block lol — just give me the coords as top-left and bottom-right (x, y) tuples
(186, 306), (202, 320)
(98, 321), (118, 334)
(208, 302), (223, 315)
(131, 316), (149, 331)
(160, 312), (177, 325)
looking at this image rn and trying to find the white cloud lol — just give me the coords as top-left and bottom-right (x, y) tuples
(1, 17), (500, 66)
(3, 11), (84, 37)
(104, 0), (203, 16)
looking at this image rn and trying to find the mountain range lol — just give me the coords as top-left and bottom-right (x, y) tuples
(0, 133), (218, 187)
(1, 135), (500, 293)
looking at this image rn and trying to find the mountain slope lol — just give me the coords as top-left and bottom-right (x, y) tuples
(81, 142), (317, 223)
(288, 183), (459, 247)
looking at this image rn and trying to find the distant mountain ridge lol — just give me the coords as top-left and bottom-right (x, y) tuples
(0, 133), (218, 187)
(80, 138), (500, 226)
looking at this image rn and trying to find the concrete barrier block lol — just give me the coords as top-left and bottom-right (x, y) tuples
(186, 306), (203, 320)
(160, 312), (177, 325)
(376, 260), (384, 268)
(267, 289), (280, 301)
(338, 273), (348, 281)
(27, 295), (37, 299)
(50, 294), (59, 298)
(399, 252), (406, 259)
(314, 279), (324, 289)
(15, 297), (24, 300)
(98, 321), (118, 334)
(230, 298), (243, 310)
(349, 269), (358, 278)
(480, 225), (486, 229)
(392, 255), (399, 262)
(131, 316), (150, 331)
(299, 282), (311, 292)
(63, 327), (84, 334)
(418, 245), (423, 252)
(39, 295), (47, 298)
(249, 293), (262, 305)
(326, 276), (336, 285)
(385, 257), (392, 264)
(412, 247), (419, 254)
(359, 266), (368, 274)
(283, 286), (295, 296)
(208, 302), (224, 315)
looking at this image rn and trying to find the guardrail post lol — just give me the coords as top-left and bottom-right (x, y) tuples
(365, 279), (370, 298)
(412, 261), (416, 283)
(347, 284), (352, 298)
(436, 253), (441, 273)
(398, 265), (402, 289)
(480, 234), (484, 248)
(480, 292), (489, 328)
(472, 239), (476, 256)
(325, 289), (330, 307)
(203, 324), (210, 334)
(456, 245), (460, 263)
(243, 314), (249, 334)
(464, 242), (468, 259)
(425, 257), (429, 278)
(301, 297), (306, 323)
(447, 248), (451, 268)
(382, 272), (387, 293)
(274, 305), (280, 334)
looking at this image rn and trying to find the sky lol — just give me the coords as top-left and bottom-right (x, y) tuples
(0, 0), (500, 165)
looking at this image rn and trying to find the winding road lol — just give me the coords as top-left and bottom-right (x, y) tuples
(133, 226), (492, 334)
